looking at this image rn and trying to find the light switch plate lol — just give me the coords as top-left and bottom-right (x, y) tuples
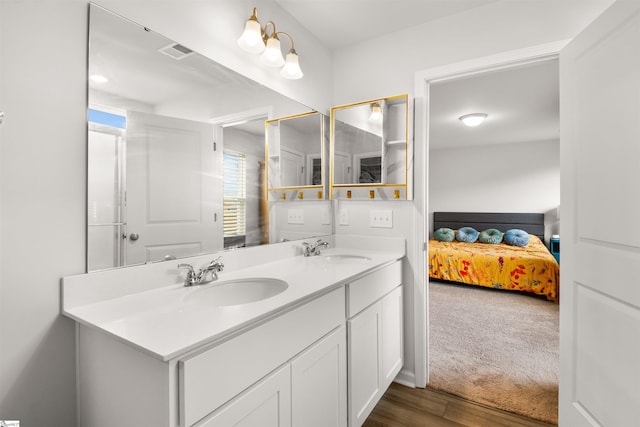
(287, 209), (304, 224)
(370, 210), (393, 228)
(321, 208), (331, 225)
(339, 207), (349, 225)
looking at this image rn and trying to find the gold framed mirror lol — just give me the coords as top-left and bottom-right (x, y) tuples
(266, 111), (329, 201)
(330, 94), (408, 200)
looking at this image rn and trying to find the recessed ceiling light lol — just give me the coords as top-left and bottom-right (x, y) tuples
(459, 113), (487, 127)
(90, 74), (109, 83)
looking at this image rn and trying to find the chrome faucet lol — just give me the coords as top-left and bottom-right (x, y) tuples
(178, 257), (224, 287)
(302, 239), (330, 257)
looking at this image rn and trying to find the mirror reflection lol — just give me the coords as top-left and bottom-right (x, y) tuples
(267, 112), (325, 189)
(87, 5), (331, 271)
(331, 94), (408, 189)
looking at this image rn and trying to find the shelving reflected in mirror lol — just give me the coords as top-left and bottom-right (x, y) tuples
(87, 5), (332, 271)
(330, 94), (409, 200)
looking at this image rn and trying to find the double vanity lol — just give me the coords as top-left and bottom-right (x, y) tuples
(62, 235), (405, 426)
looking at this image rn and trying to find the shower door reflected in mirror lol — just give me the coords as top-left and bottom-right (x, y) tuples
(87, 5), (330, 271)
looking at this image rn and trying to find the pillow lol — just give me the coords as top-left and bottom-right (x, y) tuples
(433, 227), (455, 242)
(479, 228), (503, 244)
(503, 229), (530, 246)
(456, 227), (479, 243)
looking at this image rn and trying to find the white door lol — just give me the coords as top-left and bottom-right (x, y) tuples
(560, 2), (640, 425)
(126, 111), (220, 265)
(280, 148), (304, 187)
(333, 151), (352, 185)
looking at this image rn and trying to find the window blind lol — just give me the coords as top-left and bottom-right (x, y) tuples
(223, 151), (247, 237)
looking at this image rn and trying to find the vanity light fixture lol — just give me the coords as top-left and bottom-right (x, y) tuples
(369, 102), (383, 122)
(459, 113), (487, 127)
(238, 7), (303, 79)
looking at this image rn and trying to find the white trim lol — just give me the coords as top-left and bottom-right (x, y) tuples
(209, 106), (274, 126)
(412, 39), (568, 388)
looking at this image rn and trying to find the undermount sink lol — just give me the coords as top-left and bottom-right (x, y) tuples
(320, 254), (372, 263)
(182, 278), (288, 306)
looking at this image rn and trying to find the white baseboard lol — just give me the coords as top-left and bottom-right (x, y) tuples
(393, 368), (416, 388)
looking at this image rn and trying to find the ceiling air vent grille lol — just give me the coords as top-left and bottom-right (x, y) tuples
(158, 43), (194, 60)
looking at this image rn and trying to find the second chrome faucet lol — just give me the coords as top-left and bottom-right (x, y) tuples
(178, 257), (224, 287)
(301, 239), (329, 257)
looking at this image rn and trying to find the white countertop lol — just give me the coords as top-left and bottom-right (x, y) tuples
(63, 247), (403, 361)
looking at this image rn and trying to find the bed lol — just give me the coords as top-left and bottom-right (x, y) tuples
(428, 212), (559, 301)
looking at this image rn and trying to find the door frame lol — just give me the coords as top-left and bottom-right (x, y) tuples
(412, 40), (569, 387)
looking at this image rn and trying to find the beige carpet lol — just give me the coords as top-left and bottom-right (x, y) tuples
(428, 281), (559, 424)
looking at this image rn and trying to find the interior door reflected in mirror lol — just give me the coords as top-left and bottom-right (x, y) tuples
(330, 94), (408, 200)
(266, 111), (327, 193)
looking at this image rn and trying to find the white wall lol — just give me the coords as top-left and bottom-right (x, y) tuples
(0, 3), (86, 425)
(429, 139), (560, 241)
(0, 1), (332, 425)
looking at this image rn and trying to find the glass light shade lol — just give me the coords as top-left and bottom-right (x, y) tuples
(261, 37), (285, 67)
(369, 103), (383, 121)
(459, 113), (487, 127)
(237, 20), (265, 54)
(280, 51), (303, 79)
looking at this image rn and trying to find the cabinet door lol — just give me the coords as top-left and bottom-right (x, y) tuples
(197, 365), (291, 427)
(381, 286), (403, 387)
(291, 325), (347, 427)
(348, 302), (382, 427)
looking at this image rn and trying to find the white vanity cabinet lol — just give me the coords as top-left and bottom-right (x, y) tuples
(197, 325), (347, 427)
(346, 261), (403, 427)
(67, 247), (406, 427)
(76, 286), (346, 427)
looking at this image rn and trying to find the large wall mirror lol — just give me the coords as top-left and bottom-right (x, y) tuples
(87, 4), (332, 271)
(330, 94), (408, 200)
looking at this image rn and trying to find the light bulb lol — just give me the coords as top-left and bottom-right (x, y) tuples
(369, 103), (383, 122)
(261, 36), (285, 67)
(90, 74), (108, 83)
(280, 51), (303, 79)
(237, 19), (265, 54)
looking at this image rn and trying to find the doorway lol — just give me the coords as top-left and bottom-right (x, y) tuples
(412, 40), (567, 407)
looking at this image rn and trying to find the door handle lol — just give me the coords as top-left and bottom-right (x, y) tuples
(128, 233), (140, 241)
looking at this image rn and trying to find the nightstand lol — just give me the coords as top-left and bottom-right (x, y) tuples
(550, 236), (560, 264)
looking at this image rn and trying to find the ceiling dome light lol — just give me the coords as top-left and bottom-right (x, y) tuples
(237, 8), (265, 54)
(459, 113), (487, 127)
(280, 50), (303, 79)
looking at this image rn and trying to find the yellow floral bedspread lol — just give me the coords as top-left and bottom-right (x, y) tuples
(428, 235), (559, 301)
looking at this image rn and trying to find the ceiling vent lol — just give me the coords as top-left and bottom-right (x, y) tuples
(157, 43), (194, 60)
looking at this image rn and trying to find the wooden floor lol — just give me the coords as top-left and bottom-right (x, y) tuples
(363, 383), (557, 427)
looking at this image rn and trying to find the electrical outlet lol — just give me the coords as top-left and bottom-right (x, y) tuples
(370, 210), (393, 228)
(339, 207), (349, 225)
(287, 209), (304, 224)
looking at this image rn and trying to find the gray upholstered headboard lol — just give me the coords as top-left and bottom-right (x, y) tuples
(433, 212), (545, 242)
